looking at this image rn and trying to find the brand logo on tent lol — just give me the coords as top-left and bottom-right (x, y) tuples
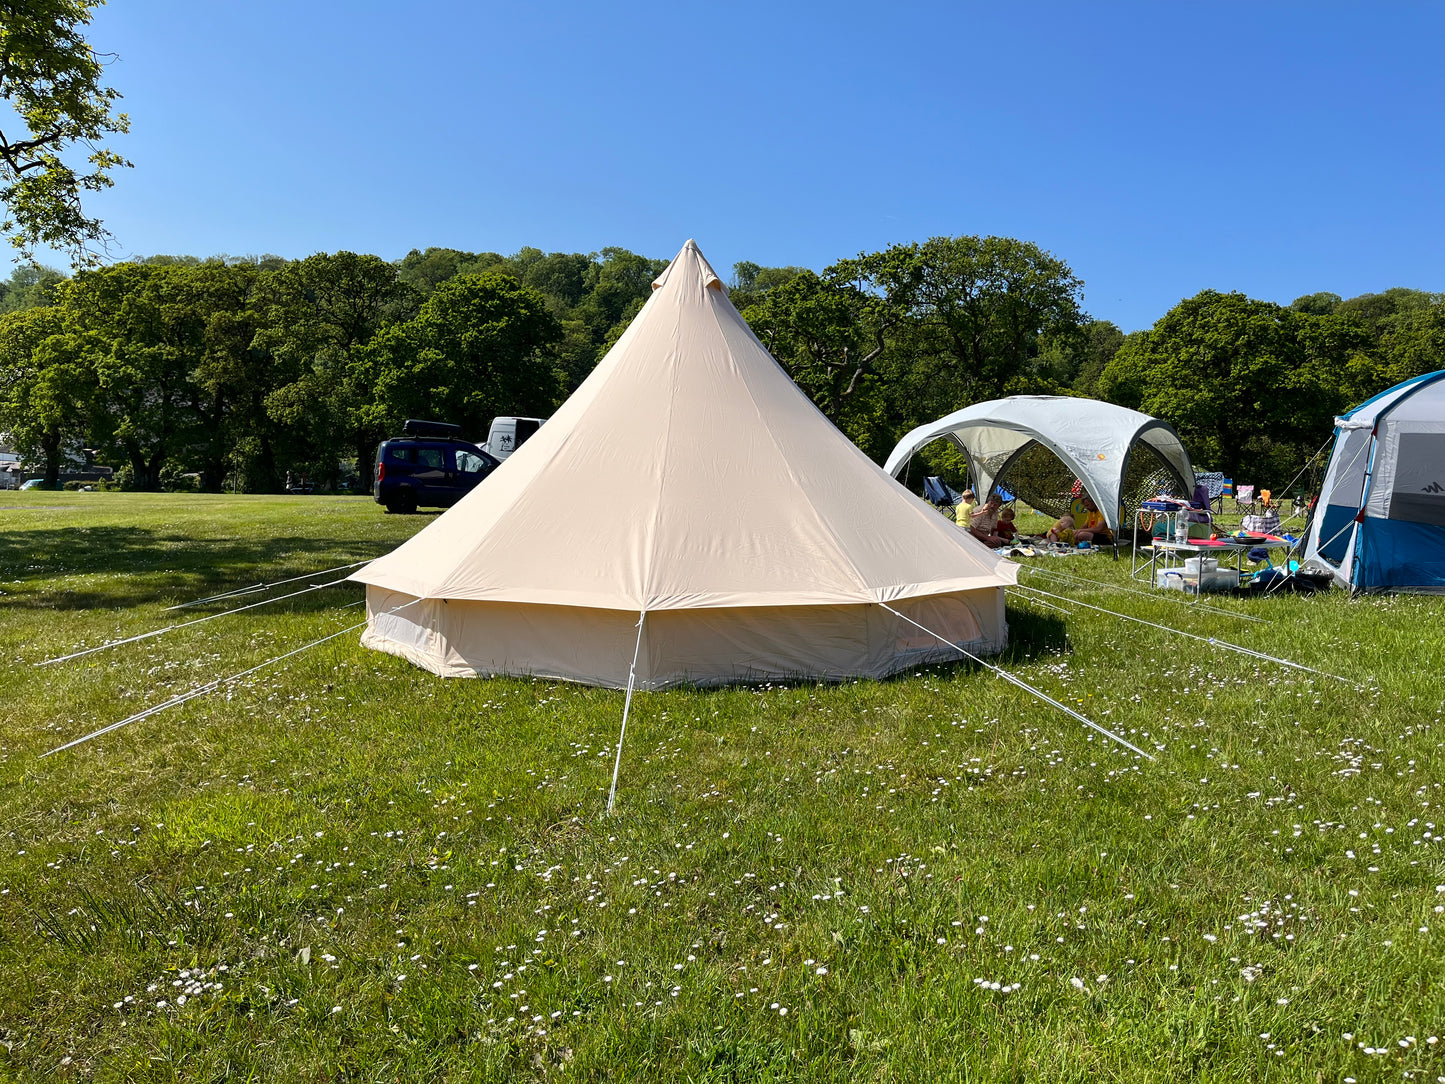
(1422, 481), (1444, 493)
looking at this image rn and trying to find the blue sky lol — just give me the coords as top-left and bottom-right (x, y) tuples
(20, 1), (1445, 330)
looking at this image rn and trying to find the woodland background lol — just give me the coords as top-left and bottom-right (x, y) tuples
(1, 237), (1439, 493)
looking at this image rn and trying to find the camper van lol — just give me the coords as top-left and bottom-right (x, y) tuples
(483, 417), (544, 460)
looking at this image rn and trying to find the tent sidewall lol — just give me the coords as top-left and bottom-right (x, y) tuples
(362, 585), (1008, 688)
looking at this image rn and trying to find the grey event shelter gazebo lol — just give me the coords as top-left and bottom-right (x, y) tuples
(884, 395), (1195, 531)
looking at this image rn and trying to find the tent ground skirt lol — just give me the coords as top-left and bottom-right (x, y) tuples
(362, 587), (1007, 689)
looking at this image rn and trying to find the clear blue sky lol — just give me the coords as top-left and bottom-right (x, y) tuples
(22, 0), (1445, 330)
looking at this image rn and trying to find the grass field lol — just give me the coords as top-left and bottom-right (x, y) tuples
(1, 492), (1442, 1082)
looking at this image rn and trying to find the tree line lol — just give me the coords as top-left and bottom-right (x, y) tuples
(0, 246), (664, 489)
(0, 237), (1440, 494)
(735, 242), (1442, 490)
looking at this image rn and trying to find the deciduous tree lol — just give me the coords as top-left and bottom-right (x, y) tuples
(0, 260), (64, 312)
(743, 270), (893, 456)
(360, 273), (562, 440)
(62, 263), (206, 489)
(0, 0), (130, 263)
(0, 303), (97, 486)
(256, 251), (418, 485)
(835, 235), (1087, 413)
(1098, 291), (1373, 485)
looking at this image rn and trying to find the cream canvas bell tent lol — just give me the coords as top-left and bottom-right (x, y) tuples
(350, 240), (1015, 689)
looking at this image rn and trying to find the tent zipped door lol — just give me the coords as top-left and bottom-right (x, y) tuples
(1348, 423), (1383, 592)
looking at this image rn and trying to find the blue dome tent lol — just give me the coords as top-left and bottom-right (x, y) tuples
(1302, 370), (1445, 593)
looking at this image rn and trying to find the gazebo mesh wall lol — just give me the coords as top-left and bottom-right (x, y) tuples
(981, 439), (1189, 523)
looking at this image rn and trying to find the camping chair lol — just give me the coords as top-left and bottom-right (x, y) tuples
(1259, 488), (1273, 510)
(1213, 478), (1234, 515)
(1196, 471), (1225, 514)
(1235, 484), (1256, 516)
(1188, 484), (1217, 533)
(922, 476), (955, 508)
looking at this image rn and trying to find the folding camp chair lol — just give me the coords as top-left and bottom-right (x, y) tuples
(1195, 472), (1226, 514)
(922, 476), (955, 508)
(1235, 484), (1256, 516)
(1213, 478), (1234, 514)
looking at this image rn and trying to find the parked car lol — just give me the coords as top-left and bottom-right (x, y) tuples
(373, 419), (500, 514)
(19, 478), (47, 490)
(482, 416), (545, 460)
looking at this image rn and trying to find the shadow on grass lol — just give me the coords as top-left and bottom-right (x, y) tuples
(0, 525), (399, 610)
(1001, 604), (1070, 662)
(865, 605), (1070, 686)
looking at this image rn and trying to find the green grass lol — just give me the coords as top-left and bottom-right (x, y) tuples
(1, 491), (1442, 1082)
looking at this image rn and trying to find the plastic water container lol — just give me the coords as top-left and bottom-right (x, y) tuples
(1158, 567), (1238, 593)
(1198, 568), (1241, 591)
(1174, 515), (1189, 544)
(1183, 556), (1218, 574)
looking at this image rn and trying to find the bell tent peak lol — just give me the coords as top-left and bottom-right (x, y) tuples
(651, 238), (726, 294)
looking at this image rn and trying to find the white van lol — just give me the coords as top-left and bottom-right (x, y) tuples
(483, 417), (545, 460)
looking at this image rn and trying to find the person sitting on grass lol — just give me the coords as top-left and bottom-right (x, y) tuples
(1046, 513), (1075, 544)
(1074, 496), (1113, 545)
(995, 507), (1018, 542)
(968, 494), (1008, 546)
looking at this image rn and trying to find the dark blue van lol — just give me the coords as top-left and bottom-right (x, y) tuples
(373, 420), (500, 514)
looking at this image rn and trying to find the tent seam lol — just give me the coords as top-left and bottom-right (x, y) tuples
(706, 294), (877, 603)
(637, 279), (687, 612)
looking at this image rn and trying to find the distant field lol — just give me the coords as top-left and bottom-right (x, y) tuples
(1, 492), (1442, 1082)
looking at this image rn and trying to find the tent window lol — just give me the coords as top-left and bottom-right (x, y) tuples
(1331, 429), (1371, 509)
(1388, 433), (1445, 525)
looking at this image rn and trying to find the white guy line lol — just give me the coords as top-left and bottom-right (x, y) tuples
(879, 602), (1155, 760)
